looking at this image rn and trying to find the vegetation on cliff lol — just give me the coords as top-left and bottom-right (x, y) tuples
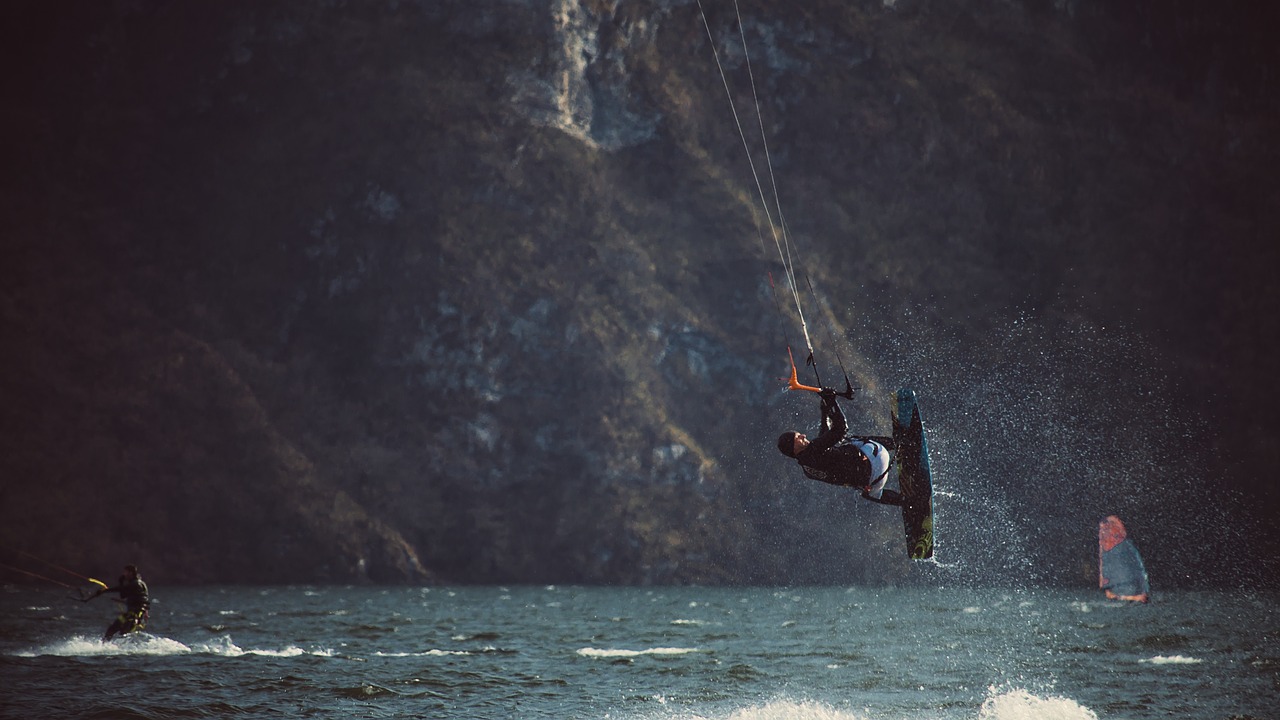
(3, 1), (1276, 586)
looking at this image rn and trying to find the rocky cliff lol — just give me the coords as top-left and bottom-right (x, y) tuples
(3, 0), (1276, 587)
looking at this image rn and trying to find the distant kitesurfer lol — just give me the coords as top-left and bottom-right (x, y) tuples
(777, 387), (903, 506)
(83, 564), (150, 640)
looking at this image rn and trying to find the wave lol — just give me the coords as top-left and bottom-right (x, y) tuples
(978, 689), (1098, 720)
(1139, 654), (1203, 665)
(651, 699), (867, 720)
(191, 635), (335, 657)
(577, 646), (699, 659)
(642, 691), (1098, 720)
(374, 648), (476, 657)
(715, 700), (865, 720)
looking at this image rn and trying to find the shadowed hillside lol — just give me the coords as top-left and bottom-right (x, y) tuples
(2, 0), (1276, 587)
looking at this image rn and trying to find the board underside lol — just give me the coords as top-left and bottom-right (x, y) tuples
(892, 388), (934, 560)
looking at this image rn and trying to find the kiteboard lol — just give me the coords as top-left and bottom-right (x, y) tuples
(892, 388), (934, 560)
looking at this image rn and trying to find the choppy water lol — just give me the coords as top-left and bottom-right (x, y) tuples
(1, 585), (1274, 719)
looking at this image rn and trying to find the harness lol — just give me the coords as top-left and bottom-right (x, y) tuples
(800, 436), (895, 487)
(855, 436), (896, 487)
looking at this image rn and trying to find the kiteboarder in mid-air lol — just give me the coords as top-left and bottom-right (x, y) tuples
(83, 564), (150, 640)
(777, 386), (903, 506)
(690, 0), (931, 545)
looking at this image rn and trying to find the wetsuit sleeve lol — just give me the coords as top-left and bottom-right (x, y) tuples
(808, 390), (848, 452)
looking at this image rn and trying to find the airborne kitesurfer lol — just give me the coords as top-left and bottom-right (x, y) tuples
(777, 387), (903, 506)
(83, 564), (150, 640)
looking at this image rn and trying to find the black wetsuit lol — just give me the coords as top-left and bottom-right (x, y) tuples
(99, 574), (150, 640)
(794, 391), (903, 506)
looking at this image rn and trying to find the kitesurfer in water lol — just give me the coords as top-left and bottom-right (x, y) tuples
(777, 387), (903, 506)
(83, 564), (150, 640)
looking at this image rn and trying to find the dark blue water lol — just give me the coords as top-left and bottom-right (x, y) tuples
(1, 585), (1274, 719)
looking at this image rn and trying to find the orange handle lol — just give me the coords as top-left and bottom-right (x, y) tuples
(786, 348), (822, 393)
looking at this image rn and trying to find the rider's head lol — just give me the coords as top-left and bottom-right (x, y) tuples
(776, 431), (809, 458)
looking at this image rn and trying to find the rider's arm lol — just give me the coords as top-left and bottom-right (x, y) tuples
(809, 388), (848, 452)
(82, 584), (116, 603)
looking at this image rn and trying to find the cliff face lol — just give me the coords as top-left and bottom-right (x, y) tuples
(2, 1), (1276, 586)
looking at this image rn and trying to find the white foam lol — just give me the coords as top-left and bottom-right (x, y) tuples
(17, 633), (192, 657)
(11, 627), (340, 655)
(374, 649), (472, 657)
(1140, 655), (1203, 665)
(978, 688), (1098, 720)
(662, 699), (869, 720)
(576, 646), (698, 658)
(189, 635), (334, 657)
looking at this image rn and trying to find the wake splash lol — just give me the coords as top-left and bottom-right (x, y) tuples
(15, 633), (191, 657)
(15, 633), (334, 658)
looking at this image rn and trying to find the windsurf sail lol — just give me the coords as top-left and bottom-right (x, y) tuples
(1098, 515), (1149, 603)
